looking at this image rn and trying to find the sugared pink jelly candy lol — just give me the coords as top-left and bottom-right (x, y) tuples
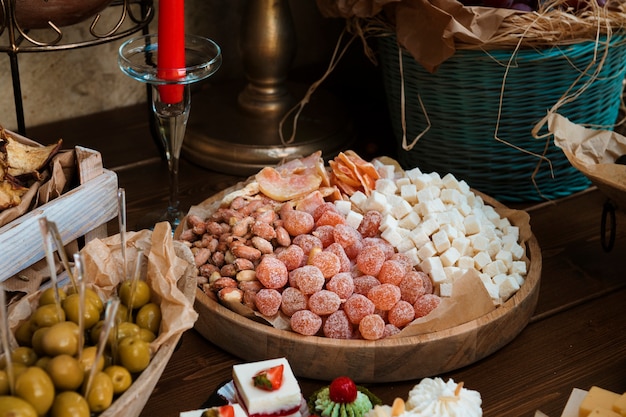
(353, 275), (381, 296)
(357, 210), (382, 238)
(309, 250), (341, 279)
(256, 256), (288, 289)
(343, 293), (375, 325)
(388, 300), (415, 328)
(315, 210), (345, 228)
(280, 287), (309, 317)
(276, 244), (305, 271)
(367, 283), (401, 311)
(323, 310), (353, 339)
(312, 225), (336, 248)
(359, 314), (385, 340)
(290, 309), (322, 336)
(413, 293), (441, 318)
(292, 234), (323, 257)
(291, 265), (325, 295)
(326, 272), (355, 300)
(383, 323), (401, 338)
(356, 244), (385, 276)
(282, 209), (315, 236)
(377, 260), (406, 286)
(398, 271), (427, 304)
(308, 290), (341, 315)
(255, 288), (282, 316)
(332, 224), (362, 249)
(324, 243), (352, 273)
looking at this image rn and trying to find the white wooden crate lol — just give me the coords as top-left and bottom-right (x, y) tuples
(0, 140), (118, 283)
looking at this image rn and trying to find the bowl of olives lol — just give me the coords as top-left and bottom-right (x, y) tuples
(1, 222), (198, 417)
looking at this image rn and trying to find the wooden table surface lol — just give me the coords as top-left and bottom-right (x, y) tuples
(28, 96), (626, 417)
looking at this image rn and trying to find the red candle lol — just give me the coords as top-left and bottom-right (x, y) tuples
(157, 0), (185, 104)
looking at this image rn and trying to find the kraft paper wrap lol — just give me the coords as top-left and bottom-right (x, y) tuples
(316, 0), (514, 72)
(550, 113), (626, 210)
(0, 149), (75, 228)
(8, 222), (198, 352)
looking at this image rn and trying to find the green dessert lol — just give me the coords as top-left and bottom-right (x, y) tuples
(309, 377), (381, 417)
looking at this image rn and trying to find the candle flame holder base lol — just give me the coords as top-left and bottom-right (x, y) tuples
(182, 81), (354, 176)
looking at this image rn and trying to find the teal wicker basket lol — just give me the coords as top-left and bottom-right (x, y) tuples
(379, 33), (626, 202)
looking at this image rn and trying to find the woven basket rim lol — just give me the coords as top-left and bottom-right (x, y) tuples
(353, 1), (626, 50)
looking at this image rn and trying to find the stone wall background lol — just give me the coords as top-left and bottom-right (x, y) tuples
(0, 0), (348, 131)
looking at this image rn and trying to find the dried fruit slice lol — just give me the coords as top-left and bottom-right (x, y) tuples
(256, 166), (322, 202)
(3, 134), (62, 178)
(0, 179), (28, 209)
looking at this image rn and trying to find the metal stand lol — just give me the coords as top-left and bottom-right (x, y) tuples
(0, 0), (154, 135)
(182, 0), (353, 175)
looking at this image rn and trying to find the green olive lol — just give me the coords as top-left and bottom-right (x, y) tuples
(61, 293), (101, 330)
(50, 391), (90, 417)
(0, 371), (9, 396)
(103, 365), (132, 395)
(30, 327), (50, 357)
(90, 321), (140, 348)
(38, 287), (66, 307)
(135, 302), (162, 334)
(78, 346), (105, 378)
(117, 336), (151, 373)
(0, 395), (38, 417)
(89, 320), (105, 346)
(115, 303), (130, 323)
(85, 371), (114, 413)
(118, 280), (151, 310)
(14, 366), (55, 416)
(41, 321), (80, 357)
(137, 328), (156, 343)
(29, 304), (65, 331)
(34, 357), (51, 370)
(66, 287), (103, 314)
(45, 354), (84, 391)
(14, 320), (33, 347)
(11, 347), (38, 367)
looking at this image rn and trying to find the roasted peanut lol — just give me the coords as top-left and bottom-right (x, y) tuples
(211, 251), (225, 268)
(220, 264), (237, 278)
(206, 221), (224, 236)
(218, 287), (244, 303)
(242, 290), (257, 310)
(194, 247), (212, 267)
(275, 226), (291, 247)
(233, 258), (255, 272)
(238, 280), (263, 292)
(251, 236), (273, 255)
(236, 270), (257, 282)
(178, 228), (196, 242)
(231, 245), (262, 262)
(232, 216), (254, 237)
(251, 221), (276, 241)
(211, 277), (238, 291)
(199, 263), (219, 278)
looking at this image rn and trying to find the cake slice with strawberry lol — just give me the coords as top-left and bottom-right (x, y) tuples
(232, 357), (304, 417)
(180, 403), (248, 417)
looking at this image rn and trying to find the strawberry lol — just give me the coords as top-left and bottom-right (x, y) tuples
(329, 376), (358, 403)
(253, 364), (284, 391)
(202, 405), (235, 417)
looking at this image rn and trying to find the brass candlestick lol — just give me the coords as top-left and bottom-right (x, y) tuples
(182, 0), (353, 175)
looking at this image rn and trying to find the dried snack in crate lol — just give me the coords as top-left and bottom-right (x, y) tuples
(0, 127), (62, 210)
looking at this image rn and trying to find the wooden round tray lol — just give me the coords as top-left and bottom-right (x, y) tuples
(191, 188), (542, 383)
